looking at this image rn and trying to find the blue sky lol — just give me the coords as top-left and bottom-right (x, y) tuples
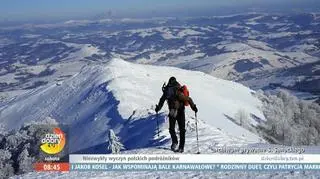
(0, 0), (319, 21)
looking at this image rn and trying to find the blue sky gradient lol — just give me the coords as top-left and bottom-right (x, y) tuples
(0, 0), (319, 21)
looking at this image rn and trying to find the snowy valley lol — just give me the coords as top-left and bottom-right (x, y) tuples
(0, 13), (319, 103)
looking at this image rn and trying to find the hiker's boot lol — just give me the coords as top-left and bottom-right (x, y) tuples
(175, 147), (184, 153)
(171, 143), (178, 151)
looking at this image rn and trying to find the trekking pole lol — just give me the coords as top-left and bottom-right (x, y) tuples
(156, 112), (160, 138)
(195, 112), (200, 154)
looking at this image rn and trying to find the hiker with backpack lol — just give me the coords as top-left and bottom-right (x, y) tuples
(155, 77), (198, 153)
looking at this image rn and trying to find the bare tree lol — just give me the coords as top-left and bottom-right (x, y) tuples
(235, 108), (249, 127)
(108, 129), (125, 154)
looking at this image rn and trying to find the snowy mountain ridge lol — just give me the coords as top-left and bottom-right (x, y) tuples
(8, 59), (320, 179)
(0, 58), (265, 155)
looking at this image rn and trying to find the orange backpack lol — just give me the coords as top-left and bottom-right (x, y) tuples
(181, 85), (189, 106)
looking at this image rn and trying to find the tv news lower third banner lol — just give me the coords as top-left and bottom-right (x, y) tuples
(68, 154), (320, 171)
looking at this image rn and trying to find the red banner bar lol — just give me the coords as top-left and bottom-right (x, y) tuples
(34, 162), (69, 172)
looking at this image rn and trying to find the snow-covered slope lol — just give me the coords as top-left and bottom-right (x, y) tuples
(0, 58), (265, 154)
(170, 42), (318, 81)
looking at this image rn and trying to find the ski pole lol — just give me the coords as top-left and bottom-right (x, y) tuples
(195, 112), (200, 154)
(156, 112), (160, 138)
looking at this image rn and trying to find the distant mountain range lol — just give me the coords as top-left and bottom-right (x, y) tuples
(0, 12), (319, 102)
